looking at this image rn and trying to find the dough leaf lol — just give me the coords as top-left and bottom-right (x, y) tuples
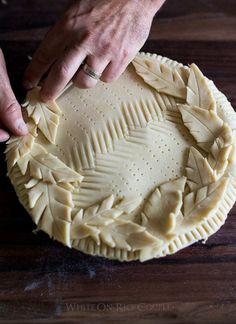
(14, 141), (83, 183)
(71, 195), (141, 243)
(71, 195), (161, 253)
(141, 177), (186, 237)
(29, 152), (83, 184)
(187, 63), (216, 110)
(178, 104), (224, 152)
(5, 121), (37, 170)
(17, 143), (47, 175)
(208, 123), (233, 176)
(25, 179), (74, 246)
(99, 218), (161, 252)
(186, 147), (216, 191)
(227, 144), (236, 178)
(183, 177), (228, 224)
(132, 56), (187, 99)
(23, 87), (61, 143)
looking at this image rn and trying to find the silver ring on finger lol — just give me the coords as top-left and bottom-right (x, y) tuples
(82, 63), (101, 80)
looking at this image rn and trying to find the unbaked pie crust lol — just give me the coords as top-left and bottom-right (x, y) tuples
(5, 52), (236, 262)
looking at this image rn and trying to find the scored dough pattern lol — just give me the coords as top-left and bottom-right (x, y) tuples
(5, 52), (236, 262)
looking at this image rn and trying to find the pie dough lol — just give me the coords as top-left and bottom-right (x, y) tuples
(5, 52), (236, 262)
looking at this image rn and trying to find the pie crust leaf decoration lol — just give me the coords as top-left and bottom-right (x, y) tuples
(28, 152), (83, 184)
(71, 195), (161, 252)
(23, 87), (61, 144)
(4, 121), (37, 170)
(186, 147), (216, 191)
(132, 55), (187, 99)
(71, 196), (120, 245)
(227, 144), (236, 178)
(141, 177), (186, 237)
(113, 196), (143, 213)
(187, 63), (216, 110)
(99, 219), (161, 252)
(178, 104), (224, 151)
(71, 195), (142, 243)
(25, 178), (73, 246)
(16, 143), (47, 175)
(183, 177), (228, 224)
(207, 123), (233, 176)
(53, 219), (71, 247)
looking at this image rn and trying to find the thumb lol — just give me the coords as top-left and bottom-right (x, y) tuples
(0, 49), (28, 136)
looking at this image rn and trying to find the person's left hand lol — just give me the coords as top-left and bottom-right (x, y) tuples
(23, 0), (165, 102)
(0, 49), (28, 142)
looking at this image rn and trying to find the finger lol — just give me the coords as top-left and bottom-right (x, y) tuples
(23, 27), (64, 90)
(101, 55), (133, 83)
(0, 127), (10, 142)
(0, 121), (10, 142)
(73, 55), (110, 89)
(40, 46), (87, 102)
(0, 50), (28, 136)
(0, 99), (28, 136)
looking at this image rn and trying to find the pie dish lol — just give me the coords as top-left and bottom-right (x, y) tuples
(5, 52), (236, 261)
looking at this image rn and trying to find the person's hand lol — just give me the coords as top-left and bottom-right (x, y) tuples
(23, 0), (165, 102)
(0, 49), (28, 142)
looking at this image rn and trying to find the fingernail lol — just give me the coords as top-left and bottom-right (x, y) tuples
(40, 90), (52, 103)
(17, 121), (28, 134)
(0, 134), (10, 143)
(23, 79), (33, 90)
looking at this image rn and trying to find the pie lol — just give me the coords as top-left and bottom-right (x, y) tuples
(5, 52), (236, 262)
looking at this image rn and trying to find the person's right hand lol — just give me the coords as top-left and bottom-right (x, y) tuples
(23, 0), (165, 102)
(0, 49), (28, 142)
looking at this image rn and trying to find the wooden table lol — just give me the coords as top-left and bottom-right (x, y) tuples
(0, 1), (236, 323)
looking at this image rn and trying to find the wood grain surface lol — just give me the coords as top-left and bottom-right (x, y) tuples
(0, 1), (236, 323)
